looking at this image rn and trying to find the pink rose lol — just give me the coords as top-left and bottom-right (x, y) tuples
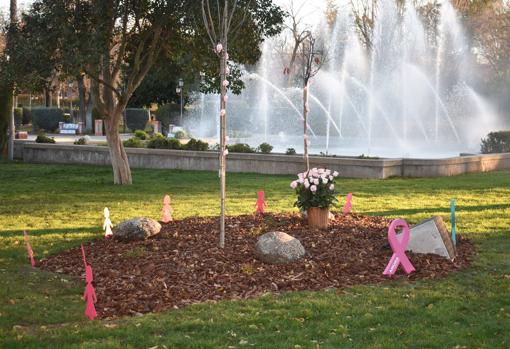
(290, 181), (298, 189)
(333, 171), (339, 177)
(215, 43), (223, 54)
(310, 185), (317, 192)
(222, 80), (229, 87)
(329, 184), (334, 190)
(220, 109), (226, 116)
(304, 179), (310, 188)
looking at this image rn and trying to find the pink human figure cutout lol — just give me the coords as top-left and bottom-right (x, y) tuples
(383, 219), (416, 277)
(23, 231), (36, 267)
(342, 193), (353, 215)
(255, 191), (266, 214)
(161, 195), (174, 223)
(103, 207), (113, 238)
(82, 264), (97, 320)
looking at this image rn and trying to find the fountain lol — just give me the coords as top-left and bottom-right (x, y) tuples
(186, 0), (504, 159)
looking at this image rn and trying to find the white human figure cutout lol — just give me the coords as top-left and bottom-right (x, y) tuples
(103, 207), (113, 238)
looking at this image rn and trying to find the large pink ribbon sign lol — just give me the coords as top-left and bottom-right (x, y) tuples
(383, 219), (415, 276)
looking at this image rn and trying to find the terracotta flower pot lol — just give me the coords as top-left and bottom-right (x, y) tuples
(307, 207), (329, 228)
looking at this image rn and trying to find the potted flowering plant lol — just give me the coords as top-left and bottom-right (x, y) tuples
(290, 168), (339, 228)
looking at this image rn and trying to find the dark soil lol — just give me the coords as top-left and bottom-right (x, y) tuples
(38, 213), (474, 319)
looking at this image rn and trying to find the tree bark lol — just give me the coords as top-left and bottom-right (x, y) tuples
(77, 75), (87, 127)
(219, 44), (227, 248)
(105, 114), (132, 185)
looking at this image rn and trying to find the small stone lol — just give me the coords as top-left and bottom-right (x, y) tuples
(113, 218), (161, 242)
(255, 231), (305, 264)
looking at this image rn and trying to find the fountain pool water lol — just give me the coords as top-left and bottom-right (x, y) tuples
(186, 0), (504, 159)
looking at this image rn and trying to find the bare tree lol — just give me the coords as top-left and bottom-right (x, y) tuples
(300, 33), (324, 172)
(350, 0), (377, 49)
(201, 0), (251, 248)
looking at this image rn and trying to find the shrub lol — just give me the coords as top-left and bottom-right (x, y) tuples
(167, 138), (182, 149)
(147, 134), (182, 150)
(184, 138), (209, 151)
(22, 107), (32, 125)
(227, 143), (255, 153)
(35, 134), (56, 144)
(134, 130), (149, 140)
(123, 137), (144, 148)
(174, 130), (188, 139)
(481, 131), (510, 154)
(32, 108), (65, 132)
(290, 168), (339, 211)
(286, 148), (297, 155)
(125, 108), (149, 132)
(74, 136), (91, 145)
(257, 142), (273, 154)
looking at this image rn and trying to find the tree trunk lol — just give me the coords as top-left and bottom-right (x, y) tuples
(77, 75), (87, 128)
(105, 114), (132, 185)
(303, 82), (310, 172)
(45, 88), (50, 107)
(219, 42), (227, 248)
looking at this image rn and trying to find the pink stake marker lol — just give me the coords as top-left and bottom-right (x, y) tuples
(161, 194), (174, 224)
(255, 191), (266, 214)
(81, 244), (97, 320)
(82, 264), (97, 320)
(23, 231), (36, 267)
(342, 193), (353, 215)
(383, 219), (416, 277)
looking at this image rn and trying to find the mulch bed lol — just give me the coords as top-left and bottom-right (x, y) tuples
(38, 213), (475, 319)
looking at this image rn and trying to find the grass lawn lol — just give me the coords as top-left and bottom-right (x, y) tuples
(1, 162), (509, 348)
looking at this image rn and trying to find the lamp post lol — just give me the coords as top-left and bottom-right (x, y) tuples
(176, 78), (184, 125)
(6, 54), (14, 161)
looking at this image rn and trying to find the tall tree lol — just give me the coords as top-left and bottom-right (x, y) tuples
(201, 0), (285, 248)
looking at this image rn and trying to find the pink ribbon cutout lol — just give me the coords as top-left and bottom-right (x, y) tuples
(383, 219), (415, 276)
(23, 231), (36, 267)
(342, 193), (353, 215)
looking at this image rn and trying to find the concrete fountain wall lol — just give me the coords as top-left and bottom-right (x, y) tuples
(14, 142), (510, 179)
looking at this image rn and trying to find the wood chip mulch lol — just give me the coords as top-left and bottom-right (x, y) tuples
(38, 213), (475, 319)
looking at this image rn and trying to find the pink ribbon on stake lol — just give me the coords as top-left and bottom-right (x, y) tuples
(383, 219), (415, 276)
(342, 193), (353, 215)
(23, 231), (36, 267)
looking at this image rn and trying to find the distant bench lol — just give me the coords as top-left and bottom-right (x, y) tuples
(59, 122), (83, 135)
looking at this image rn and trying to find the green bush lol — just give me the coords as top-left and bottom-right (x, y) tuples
(74, 136), (90, 145)
(184, 138), (209, 151)
(155, 103), (180, 132)
(174, 130), (188, 139)
(32, 108), (65, 132)
(481, 131), (510, 154)
(35, 134), (56, 144)
(22, 107), (32, 125)
(286, 148), (297, 155)
(147, 134), (182, 150)
(123, 137), (144, 148)
(257, 142), (273, 154)
(227, 143), (255, 153)
(134, 130), (149, 140)
(125, 108), (149, 132)
(14, 108), (23, 127)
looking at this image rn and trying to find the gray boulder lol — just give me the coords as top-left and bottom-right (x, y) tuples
(255, 231), (305, 264)
(113, 217), (162, 242)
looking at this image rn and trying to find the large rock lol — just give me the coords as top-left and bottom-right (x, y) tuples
(255, 231), (305, 264)
(398, 216), (456, 260)
(113, 217), (162, 242)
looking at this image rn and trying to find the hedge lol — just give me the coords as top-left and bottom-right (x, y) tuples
(481, 131), (510, 154)
(32, 108), (65, 132)
(22, 107), (32, 125)
(126, 108), (149, 132)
